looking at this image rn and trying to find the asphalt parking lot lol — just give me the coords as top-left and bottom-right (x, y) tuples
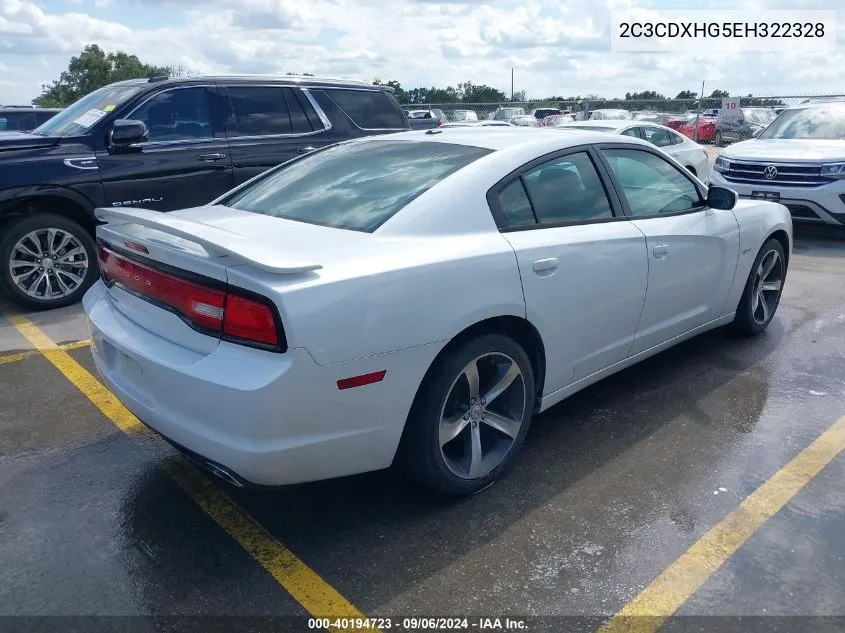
(1, 222), (844, 632)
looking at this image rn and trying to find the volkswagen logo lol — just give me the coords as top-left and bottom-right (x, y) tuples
(763, 165), (778, 180)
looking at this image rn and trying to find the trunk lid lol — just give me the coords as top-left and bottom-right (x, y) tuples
(94, 205), (365, 353)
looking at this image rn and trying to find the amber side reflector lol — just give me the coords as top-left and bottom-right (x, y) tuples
(337, 370), (387, 390)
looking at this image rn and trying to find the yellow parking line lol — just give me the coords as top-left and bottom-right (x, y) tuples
(0, 339), (91, 366)
(4, 313), (378, 633)
(600, 414), (845, 633)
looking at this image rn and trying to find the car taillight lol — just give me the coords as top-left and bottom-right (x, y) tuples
(98, 244), (283, 350)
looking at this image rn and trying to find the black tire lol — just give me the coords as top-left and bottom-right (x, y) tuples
(0, 213), (98, 311)
(398, 333), (536, 495)
(733, 238), (786, 335)
(715, 131), (724, 146)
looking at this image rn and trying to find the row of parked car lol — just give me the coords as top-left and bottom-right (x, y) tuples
(0, 105), (62, 132)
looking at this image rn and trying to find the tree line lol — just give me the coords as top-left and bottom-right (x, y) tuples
(27, 45), (785, 109)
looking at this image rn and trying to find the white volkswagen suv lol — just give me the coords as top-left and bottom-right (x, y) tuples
(709, 100), (845, 226)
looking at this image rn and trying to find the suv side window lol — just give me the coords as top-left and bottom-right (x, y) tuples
(129, 87), (213, 142)
(520, 152), (614, 225)
(283, 87), (314, 134)
(601, 148), (702, 216)
(322, 89), (407, 129)
(227, 86), (291, 136)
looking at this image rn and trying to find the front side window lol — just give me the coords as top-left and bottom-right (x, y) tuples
(520, 152), (614, 225)
(222, 140), (491, 232)
(129, 87), (213, 141)
(602, 148), (702, 216)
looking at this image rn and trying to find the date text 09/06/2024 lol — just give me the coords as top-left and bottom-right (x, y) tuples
(307, 617), (529, 630)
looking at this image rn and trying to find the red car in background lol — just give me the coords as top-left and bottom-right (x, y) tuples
(677, 116), (716, 143)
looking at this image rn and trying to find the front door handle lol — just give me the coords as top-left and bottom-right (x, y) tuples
(198, 153), (226, 162)
(652, 243), (670, 258)
(533, 258), (559, 274)
(296, 147), (316, 154)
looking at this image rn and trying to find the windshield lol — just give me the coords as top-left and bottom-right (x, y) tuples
(758, 105), (845, 140)
(34, 84), (143, 137)
(743, 109), (777, 125)
(222, 140), (492, 231)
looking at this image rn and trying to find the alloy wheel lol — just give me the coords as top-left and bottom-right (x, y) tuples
(8, 228), (90, 300)
(438, 352), (527, 480)
(751, 249), (783, 325)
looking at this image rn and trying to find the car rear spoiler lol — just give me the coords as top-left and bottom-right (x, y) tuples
(94, 207), (322, 274)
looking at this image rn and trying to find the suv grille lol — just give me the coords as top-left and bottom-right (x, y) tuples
(722, 161), (827, 187)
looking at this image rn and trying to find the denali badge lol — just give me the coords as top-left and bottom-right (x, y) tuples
(763, 165), (778, 180)
(112, 197), (163, 207)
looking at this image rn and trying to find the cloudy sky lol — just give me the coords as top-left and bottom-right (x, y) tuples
(1, 0), (843, 104)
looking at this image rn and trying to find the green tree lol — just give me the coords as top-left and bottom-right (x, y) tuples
(624, 90), (665, 100)
(32, 44), (172, 107)
(675, 90), (697, 99)
(709, 89), (729, 98)
(373, 78), (408, 104)
(456, 81), (506, 103)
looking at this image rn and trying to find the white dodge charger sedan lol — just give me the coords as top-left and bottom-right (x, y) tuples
(83, 128), (792, 495)
(556, 119), (711, 179)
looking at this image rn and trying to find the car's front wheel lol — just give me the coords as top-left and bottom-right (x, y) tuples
(0, 214), (98, 311)
(733, 238), (786, 335)
(399, 333), (536, 495)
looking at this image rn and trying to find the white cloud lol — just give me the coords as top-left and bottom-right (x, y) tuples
(0, 0), (844, 104)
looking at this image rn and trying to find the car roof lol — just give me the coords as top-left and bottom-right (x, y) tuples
(109, 74), (393, 91)
(350, 126), (653, 152)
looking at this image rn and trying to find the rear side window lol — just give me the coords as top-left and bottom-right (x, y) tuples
(521, 152), (614, 224)
(640, 126), (672, 147)
(223, 140), (492, 231)
(227, 86), (291, 136)
(323, 89), (406, 129)
(283, 88), (315, 134)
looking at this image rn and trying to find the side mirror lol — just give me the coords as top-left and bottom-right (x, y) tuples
(110, 119), (148, 148)
(707, 185), (737, 210)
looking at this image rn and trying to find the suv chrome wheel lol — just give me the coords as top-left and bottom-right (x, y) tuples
(9, 228), (90, 300)
(438, 352), (527, 480)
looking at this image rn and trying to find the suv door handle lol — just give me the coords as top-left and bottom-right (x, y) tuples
(533, 258), (559, 274)
(197, 153), (226, 162)
(297, 147), (316, 154)
(652, 243), (670, 258)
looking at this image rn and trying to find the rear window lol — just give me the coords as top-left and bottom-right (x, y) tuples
(323, 89), (407, 129)
(222, 140), (492, 231)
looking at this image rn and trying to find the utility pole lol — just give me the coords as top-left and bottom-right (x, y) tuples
(694, 79), (705, 143)
(511, 68), (514, 102)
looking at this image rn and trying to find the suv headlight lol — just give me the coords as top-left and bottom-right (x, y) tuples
(714, 156), (731, 172)
(820, 162), (845, 178)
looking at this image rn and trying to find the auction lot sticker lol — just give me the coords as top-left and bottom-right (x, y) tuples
(610, 10), (837, 53)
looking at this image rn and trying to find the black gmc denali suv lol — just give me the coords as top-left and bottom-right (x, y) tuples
(0, 75), (410, 310)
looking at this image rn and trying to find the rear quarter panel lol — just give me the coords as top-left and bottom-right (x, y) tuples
(226, 231), (526, 365)
(720, 200), (793, 315)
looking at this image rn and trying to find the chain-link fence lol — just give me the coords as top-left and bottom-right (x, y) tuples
(406, 94), (845, 122)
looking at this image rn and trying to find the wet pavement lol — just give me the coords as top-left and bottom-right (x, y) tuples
(1, 224), (844, 629)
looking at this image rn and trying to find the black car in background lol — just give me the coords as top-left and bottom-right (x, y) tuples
(0, 75), (410, 310)
(715, 107), (778, 145)
(0, 107), (62, 132)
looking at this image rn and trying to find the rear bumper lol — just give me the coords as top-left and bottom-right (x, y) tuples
(709, 171), (845, 225)
(83, 281), (439, 486)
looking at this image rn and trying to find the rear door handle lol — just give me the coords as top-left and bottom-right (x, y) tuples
(296, 147), (316, 154)
(652, 243), (670, 258)
(533, 258), (559, 274)
(198, 153), (226, 162)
